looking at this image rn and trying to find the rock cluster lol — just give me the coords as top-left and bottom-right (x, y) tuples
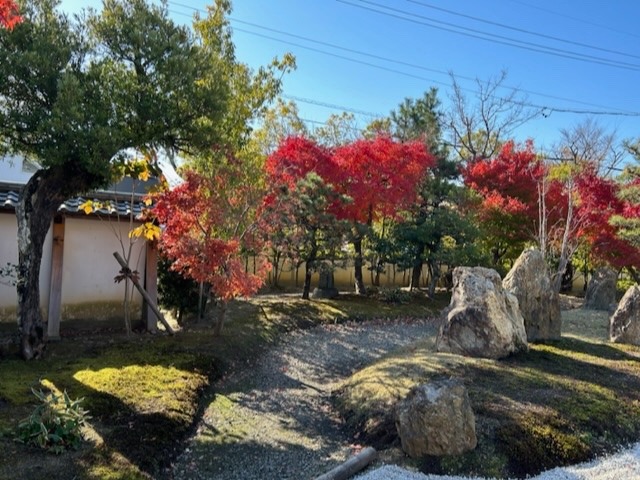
(584, 267), (618, 311)
(610, 285), (640, 345)
(436, 266), (528, 359)
(395, 379), (477, 458)
(503, 248), (561, 341)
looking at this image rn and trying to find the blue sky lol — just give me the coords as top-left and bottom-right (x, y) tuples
(60, 0), (640, 155)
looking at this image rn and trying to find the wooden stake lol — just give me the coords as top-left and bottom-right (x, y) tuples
(112, 251), (174, 335)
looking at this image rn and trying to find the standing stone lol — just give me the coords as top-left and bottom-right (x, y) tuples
(436, 267), (528, 359)
(395, 379), (477, 458)
(584, 267), (618, 311)
(503, 248), (561, 341)
(610, 285), (640, 345)
(311, 270), (339, 299)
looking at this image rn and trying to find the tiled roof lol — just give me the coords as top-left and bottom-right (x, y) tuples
(0, 189), (146, 218)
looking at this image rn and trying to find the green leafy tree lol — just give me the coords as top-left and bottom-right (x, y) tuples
(0, 0), (287, 359)
(387, 88), (483, 294)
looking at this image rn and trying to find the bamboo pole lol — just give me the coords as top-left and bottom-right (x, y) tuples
(314, 447), (377, 480)
(113, 251), (174, 335)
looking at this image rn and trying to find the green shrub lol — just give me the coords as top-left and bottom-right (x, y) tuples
(15, 388), (90, 454)
(377, 287), (412, 304)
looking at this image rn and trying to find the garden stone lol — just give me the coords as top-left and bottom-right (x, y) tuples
(610, 285), (640, 345)
(436, 266), (528, 359)
(584, 267), (618, 311)
(395, 378), (477, 458)
(311, 271), (339, 299)
(503, 248), (561, 341)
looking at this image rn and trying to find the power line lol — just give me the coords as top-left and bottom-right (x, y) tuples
(168, 1), (638, 114)
(167, 3), (640, 118)
(282, 95), (382, 118)
(223, 13), (637, 113)
(407, 0), (640, 61)
(503, 0), (640, 40)
(230, 27), (640, 117)
(339, 0), (640, 71)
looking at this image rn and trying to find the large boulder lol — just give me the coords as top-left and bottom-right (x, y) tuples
(584, 267), (618, 311)
(503, 248), (561, 341)
(610, 285), (640, 345)
(395, 379), (477, 458)
(436, 267), (528, 359)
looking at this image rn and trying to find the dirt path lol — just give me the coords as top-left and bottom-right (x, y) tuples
(167, 318), (439, 480)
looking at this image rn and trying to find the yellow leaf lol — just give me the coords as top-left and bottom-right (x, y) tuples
(138, 168), (150, 181)
(78, 200), (94, 215)
(129, 225), (144, 239)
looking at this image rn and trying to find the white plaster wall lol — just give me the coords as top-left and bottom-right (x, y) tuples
(61, 217), (144, 304)
(0, 212), (52, 313)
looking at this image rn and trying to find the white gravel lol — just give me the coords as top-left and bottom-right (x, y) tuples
(356, 442), (640, 480)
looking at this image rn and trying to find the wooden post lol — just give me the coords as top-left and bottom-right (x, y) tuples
(314, 447), (377, 480)
(112, 251), (174, 335)
(47, 216), (65, 340)
(143, 242), (158, 333)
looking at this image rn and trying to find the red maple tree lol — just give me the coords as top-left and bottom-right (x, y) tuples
(261, 136), (348, 298)
(153, 170), (267, 333)
(332, 135), (432, 293)
(576, 170), (640, 273)
(0, 0), (21, 29)
(462, 140), (567, 265)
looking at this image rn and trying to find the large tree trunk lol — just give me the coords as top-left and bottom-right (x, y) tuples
(302, 244), (318, 300)
(409, 244), (425, 291)
(16, 169), (69, 360)
(213, 300), (227, 336)
(302, 261), (313, 300)
(427, 260), (440, 298)
(410, 263), (422, 291)
(353, 237), (366, 295)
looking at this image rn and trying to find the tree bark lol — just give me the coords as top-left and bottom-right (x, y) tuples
(427, 259), (440, 298)
(353, 237), (366, 295)
(410, 263), (422, 291)
(16, 169), (69, 360)
(302, 260), (313, 300)
(410, 244), (425, 291)
(213, 300), (226, 336)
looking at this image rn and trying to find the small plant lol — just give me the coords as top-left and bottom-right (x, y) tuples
(15, 388), (90, 454)
(377, 287), (412, 304)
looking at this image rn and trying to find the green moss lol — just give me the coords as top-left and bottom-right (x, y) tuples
(335, 334), (640, 478)
(0, 293), (446, 479)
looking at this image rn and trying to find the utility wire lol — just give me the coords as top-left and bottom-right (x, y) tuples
(223, 14), (636, 113)
(503, 0), (640, 40)
(406, 0), (640, 61)
(339, 0), (640, 71)
(282, 95), (382, 118)
(167, 3), (640, 118)
(169, 1), (637, 113)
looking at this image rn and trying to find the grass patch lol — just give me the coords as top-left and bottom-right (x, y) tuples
(334, 327), (640, 478)
(0, 291), (443, 480)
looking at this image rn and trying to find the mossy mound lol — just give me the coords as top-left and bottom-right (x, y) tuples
(0, 292), (445, 480)
(334, 337), (640, 478)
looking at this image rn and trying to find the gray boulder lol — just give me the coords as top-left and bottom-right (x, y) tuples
(436, 267), (528, 359)
(610, 285), (640, 345)
(503, 248), (561, 341)
(395, 379), (477, 458)
(584, 267), (618, 311)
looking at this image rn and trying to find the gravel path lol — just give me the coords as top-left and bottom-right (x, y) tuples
(168, 318), (438, 480)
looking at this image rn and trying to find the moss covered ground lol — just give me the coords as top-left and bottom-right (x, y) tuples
(0, 291), (441, 480)
(334, 306), (640, 478)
